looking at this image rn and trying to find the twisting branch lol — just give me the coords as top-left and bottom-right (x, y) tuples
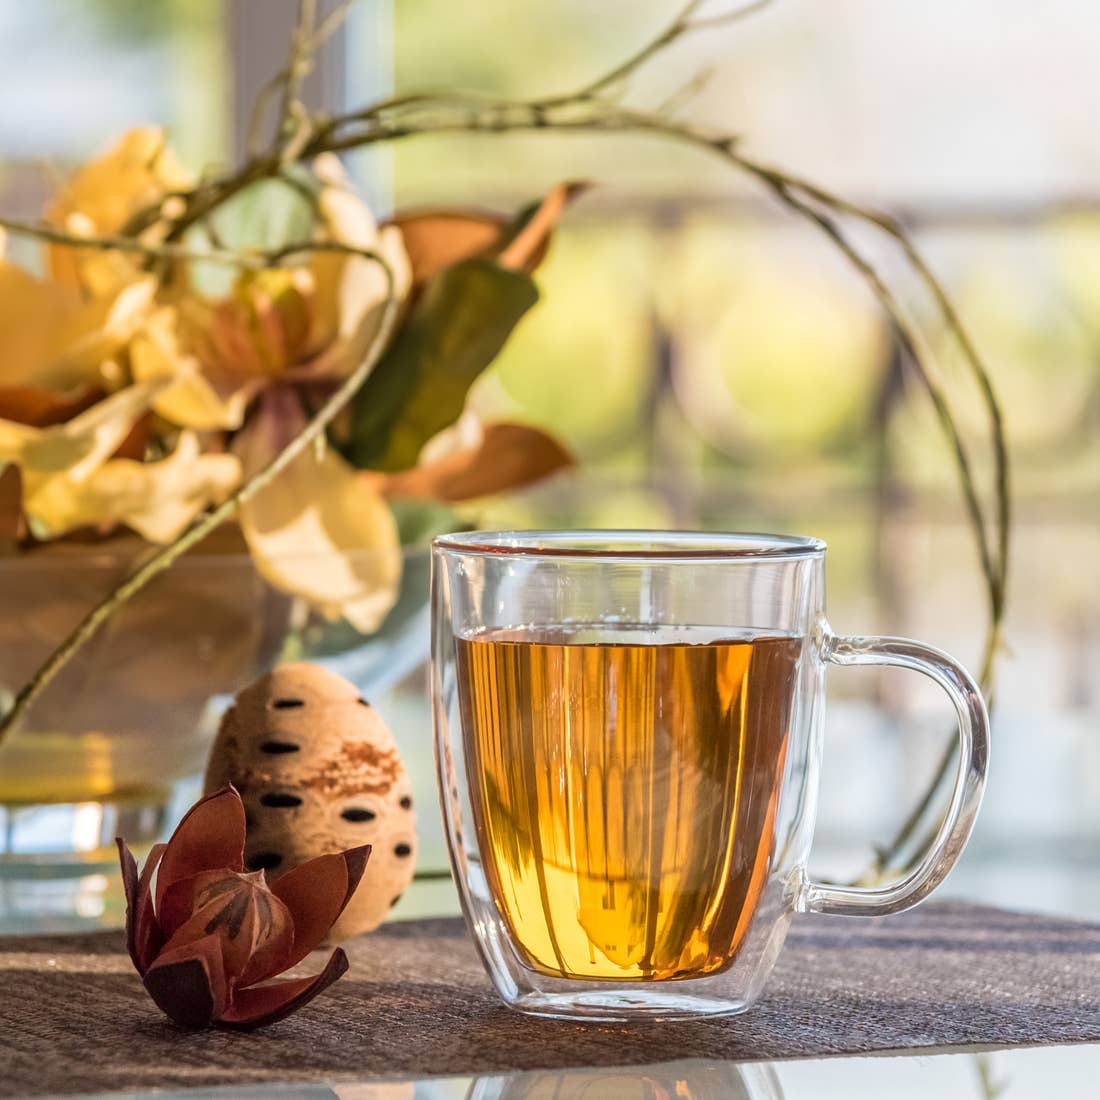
(0, 216), (389, 274)
(309, 0), (356, 53)
(250, 0), (354, 160)
(306, 96), (1008, 646)
(758, 168), (1011, 612)
(537, 0), (773, 106)
(0, 215), (261, 268)
(278, 0), (319, 139)
(730, 151), (1005, 629)
(0, 0), (1008, 881)
(0, 252), (398, 742)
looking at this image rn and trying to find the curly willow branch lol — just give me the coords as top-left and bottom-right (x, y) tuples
(1, 0), (1009, 878)
(308, 95), (1010, 878)
(314, 97), (1009, 635)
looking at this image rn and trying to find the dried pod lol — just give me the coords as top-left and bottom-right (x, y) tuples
(205, 663), (417, 940)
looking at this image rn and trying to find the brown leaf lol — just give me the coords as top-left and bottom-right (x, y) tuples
(388, 181), (587, 288)
(116, 838), (139, 953)
(117, 839), (166, 975)
(371, 422), (574, 503)
(219, 948), (349, 1030)
(158, 869), (295, 986)
(142, 933), (227, 1028)
(389, 210), (506, 289)
(0, 385), (103, 428)
(269, 846), (370, 974)
(0, 466), (22, 543)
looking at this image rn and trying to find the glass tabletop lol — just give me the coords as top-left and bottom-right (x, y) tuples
(75, 1045), (1100, 1099)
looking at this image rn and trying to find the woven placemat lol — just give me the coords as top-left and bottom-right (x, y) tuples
(4, 901), (1100, 1097)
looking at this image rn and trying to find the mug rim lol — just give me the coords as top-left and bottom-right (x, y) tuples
(432, 529), (827, 561)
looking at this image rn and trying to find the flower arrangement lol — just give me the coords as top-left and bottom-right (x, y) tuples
(0, 0), (1010, 882)
(0, 131), (575, 631)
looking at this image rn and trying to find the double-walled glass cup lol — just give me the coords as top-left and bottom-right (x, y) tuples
(431, 531), (989, 1022)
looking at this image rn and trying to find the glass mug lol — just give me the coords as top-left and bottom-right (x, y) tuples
(431, 531), (989, 1021)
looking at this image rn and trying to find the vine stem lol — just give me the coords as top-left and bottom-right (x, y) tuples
(537, 0), (772, 106)
(0, 216), (264, 268)
(732, 151), (1005, 628)
(0, 215), (394, 271)
(0, 257), (398, 742)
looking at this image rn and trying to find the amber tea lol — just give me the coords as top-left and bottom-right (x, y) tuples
(455, 625), (802, 982)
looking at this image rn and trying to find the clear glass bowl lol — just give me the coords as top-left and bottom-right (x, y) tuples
(0, 540), (440, 933)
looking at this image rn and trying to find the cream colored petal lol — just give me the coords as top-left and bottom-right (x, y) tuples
(299, 230), (410, 384)
(0, 420), (39, 465)
(24, 432), (240, 543)
(52, 276), (158, 385)
(239, 437), (402, 633)
(334, 224), (410, 340)
(0, 380), (162, 480)
(307, 154), (411, 361)
(131, 308), (257, 431)
(312, 153), (375, 243)
(48, 127), (192, 232)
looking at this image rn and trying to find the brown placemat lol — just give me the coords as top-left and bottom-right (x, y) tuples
(4, 901), (1100, 1097)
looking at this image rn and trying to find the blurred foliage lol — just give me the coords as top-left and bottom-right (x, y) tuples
(389, 0), (1092, 541)
(83, 0), (220, 41)
(469, 223), (655, 462)
(659, 218), (884, 462)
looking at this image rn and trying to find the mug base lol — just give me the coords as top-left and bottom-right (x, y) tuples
(506, 988), (753, 1023)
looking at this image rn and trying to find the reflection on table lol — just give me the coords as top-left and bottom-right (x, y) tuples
(93, 1045), (1100, 1100)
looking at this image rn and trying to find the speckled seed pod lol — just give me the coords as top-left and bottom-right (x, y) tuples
(204, 662), (417, 941)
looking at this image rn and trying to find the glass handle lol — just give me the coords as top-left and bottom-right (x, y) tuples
(799, 631), (990, 917)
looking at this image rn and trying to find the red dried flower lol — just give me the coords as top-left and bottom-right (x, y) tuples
(117, 786), (368, 1029)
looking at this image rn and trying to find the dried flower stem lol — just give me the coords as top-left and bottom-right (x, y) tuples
(279, 0), (320, 133)
(0, 215), (385, 271)
(0, 216), (262, 268)
(0, 254), (398, 742)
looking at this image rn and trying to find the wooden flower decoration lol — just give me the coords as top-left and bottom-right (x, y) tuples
(116, 786), (367, 1030)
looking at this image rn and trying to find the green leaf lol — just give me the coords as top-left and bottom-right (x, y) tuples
(343, 258), (539, 471)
